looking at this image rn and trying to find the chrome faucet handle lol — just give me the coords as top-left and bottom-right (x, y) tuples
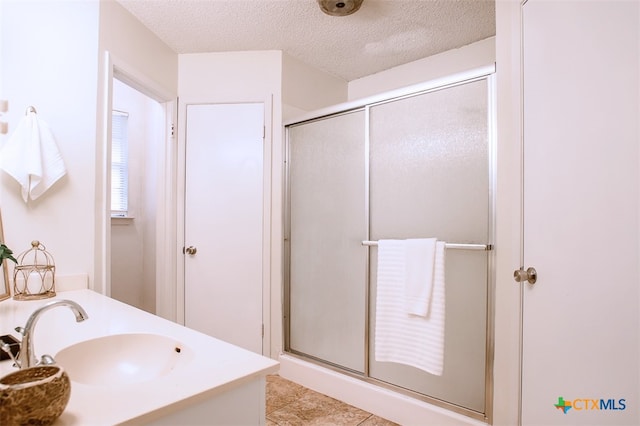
(1, 342), (20, 367)
(39, 354), (56, 365)
(7, 329), (24, 368)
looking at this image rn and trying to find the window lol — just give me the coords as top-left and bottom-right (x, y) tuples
(111, 110), (129, 217)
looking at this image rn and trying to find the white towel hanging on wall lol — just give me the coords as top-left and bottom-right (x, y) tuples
(0, 107), (67, 202)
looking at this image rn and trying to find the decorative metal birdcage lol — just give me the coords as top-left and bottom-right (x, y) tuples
(13, 240), (56, 300)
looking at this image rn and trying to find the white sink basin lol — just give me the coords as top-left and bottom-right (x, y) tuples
(55, 333), (194, 386)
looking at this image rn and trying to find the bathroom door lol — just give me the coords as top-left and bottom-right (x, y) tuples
(183, 103), (264, 354)
(521, 1), (639, 425)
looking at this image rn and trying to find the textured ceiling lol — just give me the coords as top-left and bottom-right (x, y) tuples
(116, 0), (495, 81)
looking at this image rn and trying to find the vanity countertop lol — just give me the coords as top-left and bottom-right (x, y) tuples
(0, 289), (279, 425)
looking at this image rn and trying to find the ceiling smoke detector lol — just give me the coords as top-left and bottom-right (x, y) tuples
(317, 0), (364, 17)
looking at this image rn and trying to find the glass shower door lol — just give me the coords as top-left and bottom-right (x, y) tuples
(368, 78), (491, 413)
(287, 110), (367, 373)
(285, 73), (494, 418)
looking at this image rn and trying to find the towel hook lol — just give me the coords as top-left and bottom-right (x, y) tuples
(25, 106), (37, 115)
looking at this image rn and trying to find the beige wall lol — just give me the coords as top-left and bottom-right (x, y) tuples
(179, 51), (281, 99)
(99, 0), (178, 98)
(0, 0), (100, 289)
(0, 0), (178, 295)
(348, 37), (495, 101)
(282, 53), (347, 121)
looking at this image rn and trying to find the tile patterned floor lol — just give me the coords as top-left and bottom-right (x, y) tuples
(266, 374), (399, 426)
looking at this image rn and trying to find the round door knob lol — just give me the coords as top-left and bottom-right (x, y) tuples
(514, 267), (537, 284)
(185, 246), (197, 255)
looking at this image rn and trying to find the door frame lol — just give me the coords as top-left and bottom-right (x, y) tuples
(492, 0), (526, 424)
(100, 51), (178, 318)
(176, 96), (274, 356)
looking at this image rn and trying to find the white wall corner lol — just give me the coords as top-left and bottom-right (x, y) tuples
(281, 52), (348, 115)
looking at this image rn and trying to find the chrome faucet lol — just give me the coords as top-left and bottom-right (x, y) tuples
(15, 299), (89, 369)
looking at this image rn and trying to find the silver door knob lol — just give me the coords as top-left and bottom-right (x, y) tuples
(185, 246), (197, 255)
(514, 267), (537, 284)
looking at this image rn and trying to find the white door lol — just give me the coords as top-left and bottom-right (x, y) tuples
(184, 103), (264, 354)
(521, 1), (639, 425)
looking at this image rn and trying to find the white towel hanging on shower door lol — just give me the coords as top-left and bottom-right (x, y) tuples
(404, 238), (437, 316)
(374, 239), (446, 376)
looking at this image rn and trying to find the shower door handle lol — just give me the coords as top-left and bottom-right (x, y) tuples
(184, 246), (197, 255)
(514, 267), (537, 284)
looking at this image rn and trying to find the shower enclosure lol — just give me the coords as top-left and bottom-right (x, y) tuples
(284, 68), (495, 420)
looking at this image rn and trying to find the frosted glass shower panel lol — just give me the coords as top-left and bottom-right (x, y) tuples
(368, 79), (490, 413)
(288, 110), (367, 373)
(369, 80), (489, 241)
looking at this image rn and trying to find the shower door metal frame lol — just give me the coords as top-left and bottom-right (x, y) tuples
(283, 65), (497, 423)
(283, 105), (368, 375)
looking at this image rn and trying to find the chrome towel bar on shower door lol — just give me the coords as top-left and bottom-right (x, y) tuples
(361, 240), (493, 251)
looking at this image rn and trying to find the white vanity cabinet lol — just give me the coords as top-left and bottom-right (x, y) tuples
(0, 290), (278, 425)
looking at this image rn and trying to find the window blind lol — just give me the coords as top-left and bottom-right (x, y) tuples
(111, 111), (129, 217)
